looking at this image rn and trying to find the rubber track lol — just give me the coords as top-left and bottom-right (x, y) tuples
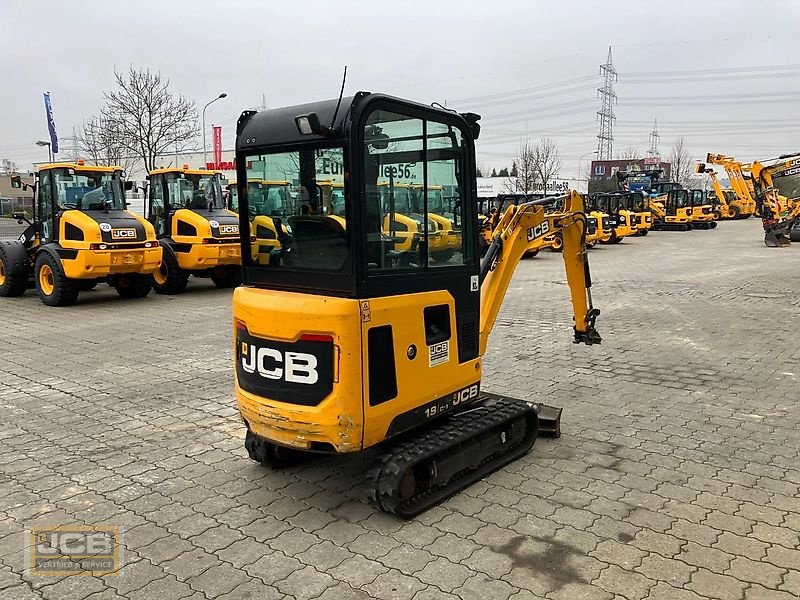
(368, 398), (538, 518)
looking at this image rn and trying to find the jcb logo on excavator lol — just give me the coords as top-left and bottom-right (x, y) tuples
(218, 225), (239, 235)
(111, 229), (136, 239)
(526, 221), (550, 242)
(452, 383), (479, 405)
(240, 342), (318, 384)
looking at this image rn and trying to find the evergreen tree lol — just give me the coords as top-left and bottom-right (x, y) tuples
(510, 161), (518, 177)
(490, 167), (497, 177)
(498, 167), (509, 177)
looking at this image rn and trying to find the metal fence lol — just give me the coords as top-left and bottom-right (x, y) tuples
(0, 217), (26, 241)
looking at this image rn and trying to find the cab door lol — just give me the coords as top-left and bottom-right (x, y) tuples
(37, 170), (56, 243)
(147, 175), (169, 237)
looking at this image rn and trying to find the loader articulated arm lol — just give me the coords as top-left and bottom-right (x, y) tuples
(478, 190), (601, 356)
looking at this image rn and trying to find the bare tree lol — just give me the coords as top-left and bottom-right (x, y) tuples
(101, 67), (199, 173)
(617, 147), (640, 160)
(507, 140), (537, 194)
(81, 115), (136, 173)
(669, 136), (693, 187)
(532, 137), (562, 195)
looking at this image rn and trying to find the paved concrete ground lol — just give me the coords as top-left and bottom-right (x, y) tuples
(1, 218), (798, 600)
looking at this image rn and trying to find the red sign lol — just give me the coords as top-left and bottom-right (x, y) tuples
(207, 161), (236, 171)
(213, 125), (222, 169)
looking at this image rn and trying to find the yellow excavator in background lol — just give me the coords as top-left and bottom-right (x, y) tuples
(687, 189), (717, 229)
(695, 163), (742, 220)
(649, 188), (693, 231)
(592, 192), (638, 243)
(749, 154), (800, 246)
(232, 92), (600, 517)
(703, 154), (756, 219)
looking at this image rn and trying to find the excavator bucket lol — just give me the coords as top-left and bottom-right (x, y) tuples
(764, 230), (790, 247)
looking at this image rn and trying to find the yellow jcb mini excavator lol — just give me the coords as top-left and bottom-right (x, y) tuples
(1, 162), (161, 306)
(146, 166), (241, 292)
(750, 155), (800, 246)
(687, 189), (717, 230)
(232, 92), (601, 517)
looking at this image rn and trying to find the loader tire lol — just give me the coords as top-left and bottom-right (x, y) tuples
(211, 266), (242, 289)
(152, 246), (188, 295)
(34, 252), (79, 307)
(728, 206), (740, 220)
(113, 274), (152, 298)
(0, 242), (29, 297)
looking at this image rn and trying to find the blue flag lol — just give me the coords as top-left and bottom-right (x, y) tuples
(43, 92), (59, 154)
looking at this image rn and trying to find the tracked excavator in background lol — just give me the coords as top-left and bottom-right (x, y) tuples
(700, 155), (756, 219)
(749, 154), (800, 246)
(232, 92), (601, 517)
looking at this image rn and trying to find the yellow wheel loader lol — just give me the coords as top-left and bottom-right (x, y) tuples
(232, 92), (601, 517)
(146, 166), (241, 293)
(1, 162), (160, 306)
(227, 179), (293, 264)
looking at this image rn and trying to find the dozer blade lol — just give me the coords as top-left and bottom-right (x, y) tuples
(532, 403), (563, 438)
(368, 394), (563, 518)
(764, 230), (790, 247)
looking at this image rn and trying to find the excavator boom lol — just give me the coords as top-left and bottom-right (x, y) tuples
(479, 190), (601, 355)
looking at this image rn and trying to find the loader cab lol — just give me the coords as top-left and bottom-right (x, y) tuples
(146, 167), (227, 238)
(36, 163), (129, 244)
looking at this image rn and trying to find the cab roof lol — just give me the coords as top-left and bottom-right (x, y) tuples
(150, 167), (220, 176)
(39, 162), (121, 173)
(236, 92), (476, 151)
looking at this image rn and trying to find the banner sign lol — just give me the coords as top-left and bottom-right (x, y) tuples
(213, 126), (222, 169)
(43, 92), (59, 153)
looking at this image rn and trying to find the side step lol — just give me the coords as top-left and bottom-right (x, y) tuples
(368, 395), (562, 518)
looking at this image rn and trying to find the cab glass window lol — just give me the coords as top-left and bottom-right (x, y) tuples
(53, 169), (125, 211)
(241, 148), (349, 272)
(362, 110), (469, 272)
(166, 173), (224, 209)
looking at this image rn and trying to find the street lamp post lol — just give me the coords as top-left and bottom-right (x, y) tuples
(36, 140), (53, 163)
(202, 93), (228, 167)
(579, 151), (598, 180)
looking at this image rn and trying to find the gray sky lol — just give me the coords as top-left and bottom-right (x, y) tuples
(2, 0), (799, 176)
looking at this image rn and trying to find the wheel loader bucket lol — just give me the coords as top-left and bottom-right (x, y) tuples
(764, 230), (790, 247)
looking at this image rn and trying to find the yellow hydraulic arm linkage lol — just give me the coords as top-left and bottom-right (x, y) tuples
(479, 190), (601, 356)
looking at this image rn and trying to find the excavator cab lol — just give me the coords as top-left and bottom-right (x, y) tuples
(233, 92), (600, 516)
(688, 189), (717, 229)
(593, 192), (637, 243)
